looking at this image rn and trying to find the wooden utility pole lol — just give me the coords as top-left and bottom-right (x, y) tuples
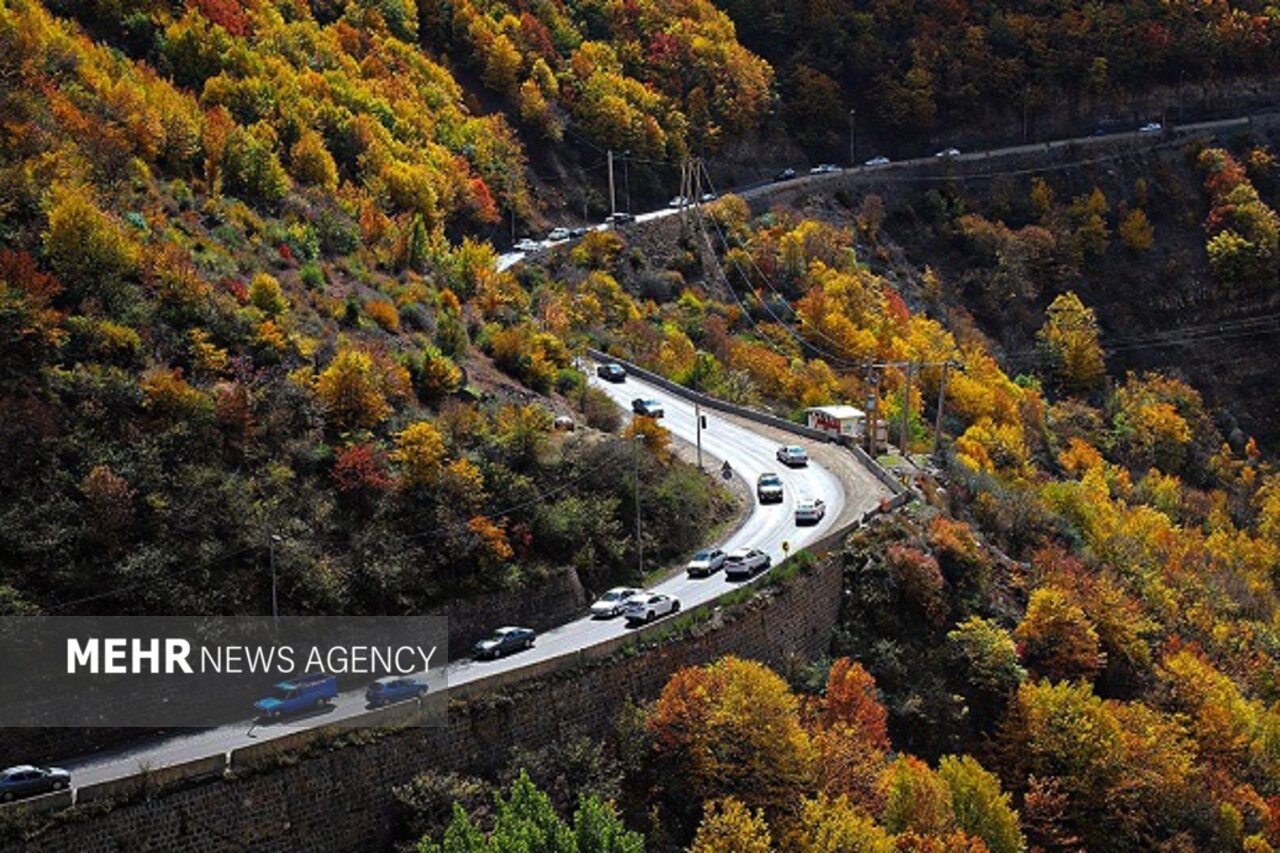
(900, 361), (913, 457)
(864, 365), (880, 456)
(933, 361), (951, 457)
(607, 149), (617, 224)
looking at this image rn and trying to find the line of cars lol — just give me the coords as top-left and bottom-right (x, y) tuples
(251, 671), (431, 721)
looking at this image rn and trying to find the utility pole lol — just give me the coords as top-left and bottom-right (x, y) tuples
(622, 150), (632, 213)
(633, 436), (643, 575)
(933, 361), (952, 457)
(695, 402), (704, 470)
(269, 533), (283, 630)
(900, 361), (913, 458)
(693, 157), (702, 208)
(607, 149), (617, 225)
(848, 108), (857, 165)
(864, 364), (880, 456)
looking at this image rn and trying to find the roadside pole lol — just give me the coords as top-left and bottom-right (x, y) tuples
(607, 149), (616, 224)
(933, 361), (951, 457)
(696, 402), (703, 469)
(900, 361), (913, 458)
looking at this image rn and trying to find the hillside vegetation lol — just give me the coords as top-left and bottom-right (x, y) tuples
(0, 0), (730, 615)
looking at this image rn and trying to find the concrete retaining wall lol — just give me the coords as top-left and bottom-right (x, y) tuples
(3, 541), (856, 852)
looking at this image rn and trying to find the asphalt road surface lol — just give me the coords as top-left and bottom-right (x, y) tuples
(59, 369), (859, 791)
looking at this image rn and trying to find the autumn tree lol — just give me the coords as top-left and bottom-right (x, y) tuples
(1036, 292), (1105, 396)
(937, 755), (1025, 853)
(43, 183), (139, 307)
(648, 657), (813, 826)
(393, 421), (447, 488)
(1013, 587), (1105, 683)
(689, 798), (773, 853)
(314, 348), (410, 432)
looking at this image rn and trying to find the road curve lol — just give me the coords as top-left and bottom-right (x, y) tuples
(59, 369), (857, 790)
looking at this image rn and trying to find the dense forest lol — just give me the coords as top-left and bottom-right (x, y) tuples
(0, 0), (730, 615)
(396, 191), (1280, 849)
(2, 0), (1280, 850)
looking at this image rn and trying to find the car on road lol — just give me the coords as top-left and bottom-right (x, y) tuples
(777, 445), (809, 467)
(473, 626), (536, 659)
(935, 147), (961, 158)
(773, 168), (796, 181)
(864, 155), (891, 167)
(631, 398), (665, 418)
(597, 363), (626, 383)
(570, 226), (590, 238)
(254, 673), (338, 719)
(724, 547), (771, 580)
(513, 237), (540, 252)
(1138, 122), (1163, 133)
(809, 164), (840, 174)
(591, 586), (642, 618)
(547, 227), (571, 241)
(605, 212), (635, 226)
(795, 497), (827, 525)
(365, 676), (428, 707)
(623, 592), (680, 625)
(668, 195), (689, 208)
(686, 548), (728, 578)
(0, 766), (71, 802)
(700, 192), (718, 203)
(553, 414), (575, 431)
(756, 472), (784, 503)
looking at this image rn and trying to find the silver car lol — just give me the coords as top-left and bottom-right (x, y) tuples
(591, 586), (642, 618)
(687, 548), (727, 578)
(777, 445), (809, 467)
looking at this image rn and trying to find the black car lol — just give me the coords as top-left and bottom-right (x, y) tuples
(597, 363), (626, 383)
(605, 212), (635, 226)
(631, 398), (665, 418)
(773, 168), (796, 181)
(570, 226), (590, 238)
(0, 766), (70, 802)
(473, 626), (536, 659)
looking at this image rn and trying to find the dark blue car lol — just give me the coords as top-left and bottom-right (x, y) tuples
(365, 676), (428, 707)
(254, 673), (338, 719)
(0, 766), (70, 802)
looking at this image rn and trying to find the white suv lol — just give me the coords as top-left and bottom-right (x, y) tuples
(623, 592), (680, 625)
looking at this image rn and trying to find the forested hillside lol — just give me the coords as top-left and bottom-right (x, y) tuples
(716, 0), (1280, 155)
(0, 0), (731, 615)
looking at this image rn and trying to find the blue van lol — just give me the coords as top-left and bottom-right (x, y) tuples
(254, 674), (338, 719)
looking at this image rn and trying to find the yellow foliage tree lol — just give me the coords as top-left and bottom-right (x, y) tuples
(393, 421), (447, 488)
(689, 798), (773, 853)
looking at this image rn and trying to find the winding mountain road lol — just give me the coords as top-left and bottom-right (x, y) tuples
(58, 368), (889, 792)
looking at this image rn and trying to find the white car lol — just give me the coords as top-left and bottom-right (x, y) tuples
(724, 548), (771, 580)
(700, 192), (718, 203)
(624, 592), (680, 625)
(777, 445), (809, 467)
(935, 147), (960, 158)
(591, 586), (642, 618)
(1138, 122), (1163, 134)
(514, 238), (540, 252)
(809, 164), (840, 174)
(668, 195), (689, 208)
(547, 227), (571, 241)
(864, 155), (891, 167)
(686, 548), (728, 578)
(795, 497), (826, 525)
